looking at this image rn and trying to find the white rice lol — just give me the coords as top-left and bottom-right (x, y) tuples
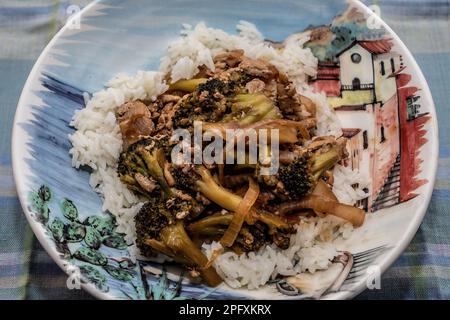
(202, 214), (354, 289)
(69, 71), (168, 242)
(69, 22), (368, 289)
(160, 21), (318, 86)
(332, 164), (370, 206)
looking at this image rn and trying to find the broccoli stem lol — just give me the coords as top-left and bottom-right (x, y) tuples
(188, 212), (289, 236)
(143, 238), (190, 265)
(261, 107), (282, 120)
(194, 226), (227, 237)
(160, 222), (222, 287)
(257, 210), (290, 232)
(192, 166), (290, 232)
(120, 174), (138, 185)
(195, 166), (243, 211)
(219, 94), (277, 125)
(124, 156), (148, 176)
(169, 78), (208, 92)
(139, 148), (173, 198)
(119, 174), (157, 198)
(310, 147), (340, 181)
(188, 214), (234, 234)
(233, 94), (275, 126)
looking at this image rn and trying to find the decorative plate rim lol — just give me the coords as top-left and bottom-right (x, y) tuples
(11, 0), (439, 300)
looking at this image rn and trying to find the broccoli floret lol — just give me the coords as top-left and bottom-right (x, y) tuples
(172, 79), (231, 129)
(221, 93), (280, 125)
(171, 70), (281, 131)
(197, 78), (233, 95)
(172, 73), (253, 129)
(135, 200), (171, 242)
(278, 146), (342, 200)
(171, 165), (243, 212)
(235, 223), (270, 252)
(135, 197), (222, 287)
(117, 136), (173, 198)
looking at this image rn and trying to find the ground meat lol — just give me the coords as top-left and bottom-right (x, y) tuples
(255, 189), (276, 206)
(238, 56), (279, 80)
(160, 94), (181, 104)
(134, 173), (158, 193)
(117, 101), (154, 148)
(214, 50), (245, 72)
(263, 79), (278, 101)
(245, 78), (266, 94)
(194, 65), (214, 79)
(153, 99), (178, 135)
(276, 82), (315, 121)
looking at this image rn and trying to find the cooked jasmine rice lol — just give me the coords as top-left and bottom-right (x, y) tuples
(202, 214), (353, 289)
(69, 21), (368, 288)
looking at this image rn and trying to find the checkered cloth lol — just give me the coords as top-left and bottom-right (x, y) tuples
(0, 0), (449, 299)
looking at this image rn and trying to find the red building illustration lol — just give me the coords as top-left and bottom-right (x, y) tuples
(310, 39), (429, 212)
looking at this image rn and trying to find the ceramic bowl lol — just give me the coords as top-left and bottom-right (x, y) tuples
(12, 0), (438, 299)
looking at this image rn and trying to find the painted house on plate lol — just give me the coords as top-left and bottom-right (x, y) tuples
(310, 39), (428, 212)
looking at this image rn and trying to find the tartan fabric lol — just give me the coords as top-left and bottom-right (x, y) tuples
(0, 0), (449, 299)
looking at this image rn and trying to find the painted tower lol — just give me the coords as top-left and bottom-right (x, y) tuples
(311, 39), (406, 211)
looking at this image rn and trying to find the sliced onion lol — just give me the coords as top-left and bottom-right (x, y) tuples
(204, 247), (225, 269)
(203, 119), (310, 144)
(277, 194), (365, 227)
(220, 178), (260, 247)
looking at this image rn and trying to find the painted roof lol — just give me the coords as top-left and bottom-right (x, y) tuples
(334, 104), (367, 111)
(337, 39), (393, 56)
(316, 62), (340, 79)
(342, 128), (362, 138)
(358, 39), (393, 54)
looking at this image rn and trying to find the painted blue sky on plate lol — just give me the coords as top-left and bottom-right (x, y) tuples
(44, 0), (348, 92)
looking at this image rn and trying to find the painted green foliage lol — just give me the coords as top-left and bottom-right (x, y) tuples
(84, 227), (102, 249)
(28, 185), (51, 223)
(49, 218), (64, 242)
(103, 265), (134, 281)
(150, 269), (184, 300)
(73, 247), (108, 266)
(27, 185), (210, 300)
(306, 22), (386, 62)
(28, 185), (138, 295)
(83, 216), (116, 236)
(79, 265), (108, 292)
(65, 222), (86, 242)
(61, 198), (79, 222)
(103, 233), (128, 250)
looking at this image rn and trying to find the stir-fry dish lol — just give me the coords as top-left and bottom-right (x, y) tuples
(115, 50), (365, 287)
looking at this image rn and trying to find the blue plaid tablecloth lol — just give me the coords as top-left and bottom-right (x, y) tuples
(0, 0), (449, 300)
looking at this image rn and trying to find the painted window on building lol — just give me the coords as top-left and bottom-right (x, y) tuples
(363, 130), (369, 149)
(356, 197), (369, 212)
(351, 53), (362, 63)
(380, 61), (385, 76)
(352, 77), (361, 90)
(390, 58), (395, 73)
(407, 96), (421, 120)
(380, 126), (386, 143)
